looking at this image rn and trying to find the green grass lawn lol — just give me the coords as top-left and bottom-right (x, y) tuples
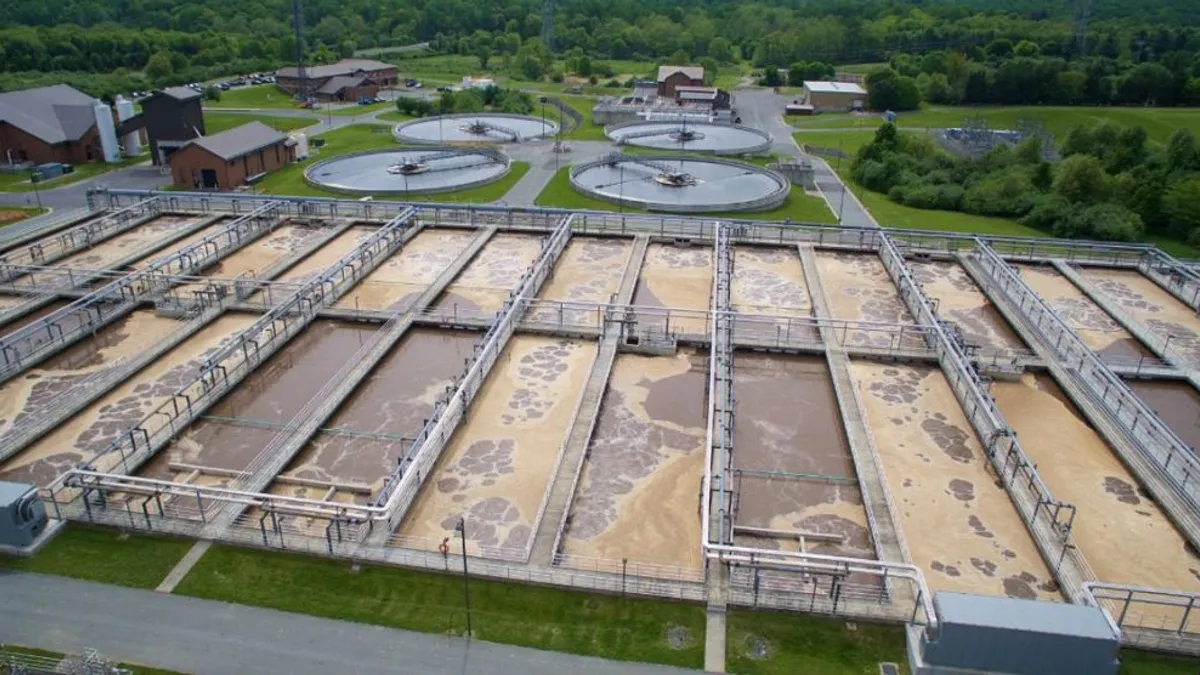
(175, 545), (706, 668)
(0, 156), (144, 193)
(376, 111), (415, 122)
(0, 526), (192, 589)
(1144, 233), (1200, 259)
(203, 112), (318, 135)
(0, 206), (46, 226)
(254, 124), (529, 203)
(727, 611), (909, 675)
(1121, 650), (1200, 674)
(837, 62), (887, 74)
(792, 130), (878, 158)
(551, 94), (607, 141)
(791, 105), (1200, 145)
(204, 85), (299, 110)
(328, 100), (395, 117)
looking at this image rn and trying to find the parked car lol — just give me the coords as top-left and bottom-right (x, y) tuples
(404, 79), (423, 89)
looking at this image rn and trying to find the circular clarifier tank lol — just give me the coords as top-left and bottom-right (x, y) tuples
(394, 113), (558, 144)
(570, 154), (789, 213)
(304, 147), (510, 195)
(605, 121), (773, 155)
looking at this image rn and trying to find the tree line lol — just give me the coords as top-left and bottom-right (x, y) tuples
(857, 35), (1200, 111)
(3, 0), (1200, 99)
(851, 122), (1200, 243)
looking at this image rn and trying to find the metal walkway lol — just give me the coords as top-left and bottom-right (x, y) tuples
(798, 243), (907, 565)
(202, 225), (493, 537)
(963, 248), (1200, 552)
(529, 234), (650, 565)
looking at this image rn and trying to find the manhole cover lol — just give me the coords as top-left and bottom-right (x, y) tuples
(743, 635), (771, 660)
(879, 662), (900, 675)
(665, 624), (692, 650)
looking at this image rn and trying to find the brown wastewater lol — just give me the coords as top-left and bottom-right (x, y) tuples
(731, 353), (873, 561)
(851, 362), (1059, 601)
(401, 335), (595, 555)
(1016, 264), (1151, 364)
(993, 373), (1200, 615)
(563, 350), (708, 571)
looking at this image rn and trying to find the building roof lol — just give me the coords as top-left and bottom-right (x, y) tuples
(0, 479), (37, 505)
(315, 75), (372, 96)
(186, 121), (289, 161)
(657, 66), (705, 83)
(803, 81), (867, 95)
(160, 86), (202, 102)
(276, 59), (394, 80)
(934, 592), (1117, 641)
(0, 84), (98, 145)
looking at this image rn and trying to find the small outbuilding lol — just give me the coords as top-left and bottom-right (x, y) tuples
(657, 66), (704, 98)
(169, 121), (295, 191)
(801, 81), (867, 112)
(908, 592), (1120, 675)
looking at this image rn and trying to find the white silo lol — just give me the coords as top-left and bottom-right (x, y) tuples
(92, 100), (120, 163)
(290, 132), (309, 160)
(114, 96), (141, 157)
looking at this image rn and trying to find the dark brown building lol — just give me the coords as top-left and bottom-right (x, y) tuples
(132, 87), (206, 166)
(169, 122), (295, 191)
(656, 66), (704, 98)
(275, 59), (397, 101)
(0, 84), (107, 165)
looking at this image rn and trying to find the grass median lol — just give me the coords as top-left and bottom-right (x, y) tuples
(174, 544), (706, 668)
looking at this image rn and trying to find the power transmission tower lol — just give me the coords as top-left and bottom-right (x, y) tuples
(293, 0), (307, 101)
(1073, 0), (1092, 56)
(541, 0), (553, 51)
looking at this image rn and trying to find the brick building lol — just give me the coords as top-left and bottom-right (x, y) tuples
(656, 66), (704, 98)
(0, 85), (107, 165)
(169, 122), (295, 191)
(275, 59), (397, 101)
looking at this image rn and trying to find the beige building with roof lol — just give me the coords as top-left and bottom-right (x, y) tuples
(801, 81), (867, 112)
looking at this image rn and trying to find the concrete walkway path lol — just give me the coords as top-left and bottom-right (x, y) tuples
(0, 572), (699, 675)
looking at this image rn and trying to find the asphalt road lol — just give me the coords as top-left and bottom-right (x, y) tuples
(732, 88), (878, 228)
(0, 572), (699, 675)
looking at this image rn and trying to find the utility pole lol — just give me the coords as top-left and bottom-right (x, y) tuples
(541, 0), (553, 51)
(455, 517), (473, 638)
(292, 0), (307, 102)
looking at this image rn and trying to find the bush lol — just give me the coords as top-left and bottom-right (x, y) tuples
(604, 79), (621, 88)
(1072, 203), (1144, 241)
(550, 70), (565, 83)
(1020, 195), (1073, 232)
(203, 85), (221, 101)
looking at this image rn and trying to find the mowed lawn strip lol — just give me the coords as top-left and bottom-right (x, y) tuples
(726, 610), (909, 675)
(174, 544), (706, 668)
(0, 526), (192, 589)
(203, 112), (317, 135)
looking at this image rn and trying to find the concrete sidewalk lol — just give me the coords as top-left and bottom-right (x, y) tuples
(0, 572), (699, 675)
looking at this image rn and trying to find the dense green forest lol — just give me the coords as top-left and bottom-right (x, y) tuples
(2, 0), (1200, 100)
(851, 122), (1200, 243)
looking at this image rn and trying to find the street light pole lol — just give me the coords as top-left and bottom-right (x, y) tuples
(456, 516), (473, 638)
(30, 171), (42, 210)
